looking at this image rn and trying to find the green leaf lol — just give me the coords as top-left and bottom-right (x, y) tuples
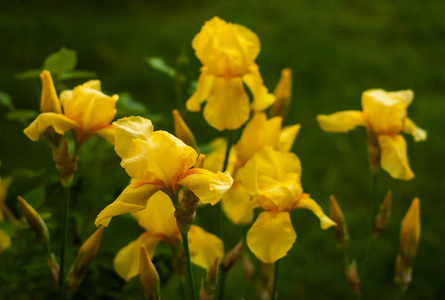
(5, 109), (38, 122)
(116, 91), (148, 116)
(0, 221), (14, 235)
(147, 57), (177, 78)
(15, 69), (42, 80)
(0, 91), (13, 110)
(58, 70), (97, 81)
(43, 48), (77, 75)
(23, 185), (46, 209)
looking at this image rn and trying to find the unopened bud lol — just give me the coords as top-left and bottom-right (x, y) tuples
(173, 109), (198, 151)
(373, 191), (392, 237)
(399, 198), (420, 267)
(66, 226), (105, 292)
(40, 70), (62, 114)
(394, 253), (412, 292)
(345, 260), (361, 294)
(47, 252), (60, 286)
(221, 242), (244, 272)
(52, 139), (77, 187)
(271, 69), (292, 119)
(329, 195), (349, 249)
(17, 196), (51, 251)
(139, 244), (161, 300)
(199, 257), (218, 300)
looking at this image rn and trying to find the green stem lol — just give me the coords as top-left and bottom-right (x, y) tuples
(59, 186), (71, 300)
(182, 232), (196, 300)
(272, 260), (279, 300)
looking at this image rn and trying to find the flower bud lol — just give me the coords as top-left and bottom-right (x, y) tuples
(173, 109), (198, 151)
(394, 253), (412, 292)
(174, 188), (199, 234)
(66, 226), (105, 292)
(40, 70), (62, 114)
(345, 260), (361, 294)
(139, 244), (161, 300)
(199, 257), (218, 300)
(373, 191), (392, 237)
(221, 241), (244, 272)
(329, 195), (349, 249)
(271, 69), (292, 119)
(399, 198), (420, 267)
(52, 139), (77, 187)
(47, 251), (60, 286)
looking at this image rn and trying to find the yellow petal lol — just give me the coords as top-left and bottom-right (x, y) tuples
(173, 109), (198, 150)
(400, 197), (420, 265)
(203, 138), (237, 174)
(203, 76), (250, 131)
(39, 71), (61, 114)
(246, 211), (296, 263)
(236, 113), (282, 166)
(271, 68), (292, 118)
(221, 180), (257, 225)
(139, 244), (161, 300)
(186, 72), (215, 112)
(402, 118), (427, 142)
(95, 125), (115, 144)
(113, 233), (161, 281)
(389, 90), (414, 106)
(378, 134), (414, 180)
(95, 182), (162, 227)
(317, 111), (366, 133)
(294, 196), (336, 229)
(243, 66), (275, 112)
(188, 225), (224, 270)
(277, 124), (301, 152)
(178, 169), (233, 205)
(24, 113), (79, 141)
(113, 116), (154, 159)
(121, 131), (198, 188)
(132, 191), (179, 238)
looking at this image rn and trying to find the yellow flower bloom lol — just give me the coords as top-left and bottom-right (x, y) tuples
(317, 89), (426, 180)
(24, 70), (118, 144)
(186, 17), (275, 131)
(113, 191), (224, 281)
(238, 147), (335, 263)
(95, 116), (233, 227)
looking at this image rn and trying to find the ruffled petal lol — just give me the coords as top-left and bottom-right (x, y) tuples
(113, 233), (161, 281)
(277, 124), (301, 152)
(186, 72), (214, 111)
(178, 169), (233, 205)
(378, 134), (414, 180)
(188, 225), (224, 270)
(293, 196), (336, 229)
(247, 211), (296, 263)
(203, 76), (250, 131)
(243, 66), (275, 112)
(317, 111), (366, 133)
(39, 71), (61, 114)
(222, 181), (257, 225)
(402, 118), (427, 142)
(95, 125), (115, 144)
(113, 116), (154, 159)
(95, 182), (162, 227)
(23, 113), (79, 141)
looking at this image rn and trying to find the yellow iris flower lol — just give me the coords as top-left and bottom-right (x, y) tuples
(114, 191), (223, 281)
(24, 70), (118, 144)
(95, 116), (233, 227)
(238, 147), (335, 263)
(317, 89), (426, 180)
(187, 17), (275, 131)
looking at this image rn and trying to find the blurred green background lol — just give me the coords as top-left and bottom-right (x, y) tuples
(1, 0), (444, 299)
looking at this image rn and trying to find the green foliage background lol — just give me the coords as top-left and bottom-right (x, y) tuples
(0, 0), (444, 299)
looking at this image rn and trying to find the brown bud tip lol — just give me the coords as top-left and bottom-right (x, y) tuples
(373, 190), (392, 237)
(199, 257), (218, 300)
(345, 260), (361, 294)
(52, 139), (78, 187)
(329, 195), (349, 249)
(221, 241), (244, 272)
(17, 196), (50, 248)
(139, 244), (161, 300)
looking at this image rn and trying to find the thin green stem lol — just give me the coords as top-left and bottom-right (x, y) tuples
(59, 185), (71, 300)
(182, 233), (196, 300)
(272, 260), (279, 300)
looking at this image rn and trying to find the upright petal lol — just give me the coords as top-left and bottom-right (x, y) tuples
(113, 116), (153, 159)
(173, 109), (198, 150)
(178, 169), (233, 205)
(243, 66), (275, 112)
(247, 211), (296, 263)
(24, 113), (79, 141)
(186, 72), (214, 112)
(95, 182), (162, 227)
(222, 181), (257, 225)
(293, 196), (336, 229)
(203, 76), (250, 131)
(317, 111), (366, 133)
(402, 118), (427, 142)
(277, 124), (301, 152)
(40, 71), (61, 114)
(188, 225), (224, 270)
(113, 233), (161, 281)
(378, 134), (414, 180)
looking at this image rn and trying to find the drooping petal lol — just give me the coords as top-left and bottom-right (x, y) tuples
(378, 134), (414, 180)
(39, 71), (61, 114)
(203, 76), (250, 131)
(317, 111), (366, 133)
(113, 233), (161, 281)
(24, 113), (79, 141)
(277, 124), (301, 152)
(121, 131), (197, 187)
(186, 72), (215, 112)
(188, 225), (224, 270)
(95, 125), (115, 144)
(246, 211), (296, 263)
(178, 169), (233, 205)
(132, 191), (179, 237)
(113, 116), (153, 159)
(243, 66), (275, 112)
(293, 196), (336, 229)
(402, 118), (427, 142)
(95, 182), (162, 227)
(221, 181), (257, 225)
